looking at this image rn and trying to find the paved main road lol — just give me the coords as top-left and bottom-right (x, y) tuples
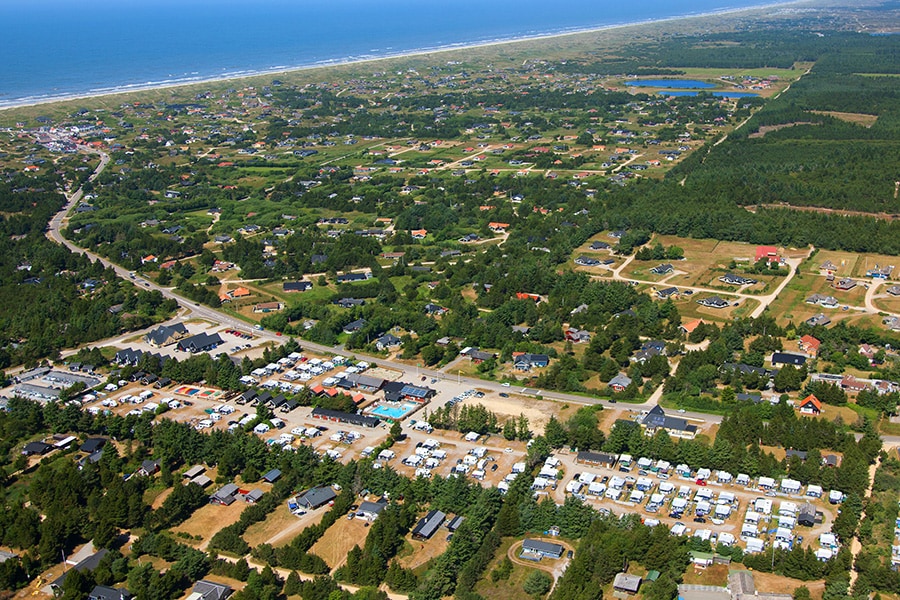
(43, 147), (724, 423)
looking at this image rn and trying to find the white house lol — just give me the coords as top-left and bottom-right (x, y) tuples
(745, 538), (765, 553)
(566, 480), (583, 494)
(754, 498), (773, 514)
(588, 482), (606, 496)
(781, 478), (802, 494)
(779, 501), (798, 517)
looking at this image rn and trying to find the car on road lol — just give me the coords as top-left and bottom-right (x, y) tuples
(499, 393), (509, 397)
(677, 409), (686, 413)
(501, 382), (510, 387)
(693, 517), (707, 523)
(567, 550), (574, 559)
(491, 463), (498, 471)
(696, 479), (707, 486)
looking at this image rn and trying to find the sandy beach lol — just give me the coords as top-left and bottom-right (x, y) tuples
(0, 0), (810, 114)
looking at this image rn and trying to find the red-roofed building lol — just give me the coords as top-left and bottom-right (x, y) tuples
(680, 319), (704, 335)
(516, 292), (541, 303)
(841, 375), (868, 393)
(799, 335), (821, 357)
(755, 246), (782, 265)
(411, 229), (428, 239)
(798, 394), (821, 415)
(489, 222), (510, 232)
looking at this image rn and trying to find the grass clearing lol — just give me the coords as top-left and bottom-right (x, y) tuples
(474, 537), (542, 600)
(398, 531), (450, 574)
(171, 502), (245, 546)
(243, 502), (303, 547)
(310, 515), (373, 571)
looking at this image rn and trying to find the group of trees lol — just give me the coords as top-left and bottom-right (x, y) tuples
(543, 406), (607, 451)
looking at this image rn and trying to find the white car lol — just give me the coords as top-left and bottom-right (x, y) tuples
(501, 382), (510, 387)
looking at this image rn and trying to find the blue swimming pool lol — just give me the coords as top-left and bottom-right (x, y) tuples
(626, 79), (715, 89)
(369, 402), (417, 420)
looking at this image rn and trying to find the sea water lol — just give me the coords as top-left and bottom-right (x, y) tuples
(1, 0), (789, 107)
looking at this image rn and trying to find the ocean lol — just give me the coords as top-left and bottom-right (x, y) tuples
(0, 0), (787, 107)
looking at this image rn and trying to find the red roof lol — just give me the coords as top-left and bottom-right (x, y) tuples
(681, 319), (704, 334)
(800, 335), (821, 351)
(755, 246), (778, 262)
(799, 394), (821, 412)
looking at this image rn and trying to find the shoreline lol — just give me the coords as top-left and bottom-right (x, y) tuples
(0, 0), (808, 113)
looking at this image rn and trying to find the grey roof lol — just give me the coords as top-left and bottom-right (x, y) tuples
(51, 549), (108, 589)
(343, 318), (367, 332)
(376, 333), (402, 346)
(614, 573), (642, 593)
(358, 499), (388, 516)
(311, 407), (380, 428)
(284, 281), (312, 292)
(698, 296), (728, 308)
(184, 465), (205, 479)
(191, 475), (212, 488)
(298, 486), (337, 509)
(412, 509), (446, 539)
(178, 332), (223, 352)
(577, 451), (617, 466)
(515, 353), (549, 366)
(191, 580), (233, 600)
(609, 374), (633, 388)
(145, 323), (188, 346)
(214, 483), (239, 500)
(80, 438), (106, 453)
(23, 441), (53, 455)
(523, 539), (564, 557)
(641, 405), (696, 433)
(262, 468), (281, 482)
(345, 373), (386, 390)
(89, 586), (132, 600)
(245, 489), (264, 502)
(771, 352), (807, 366)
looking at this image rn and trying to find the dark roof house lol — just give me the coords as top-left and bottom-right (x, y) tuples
(297, 486), (337, 509)
(412, 509), (446, 540)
